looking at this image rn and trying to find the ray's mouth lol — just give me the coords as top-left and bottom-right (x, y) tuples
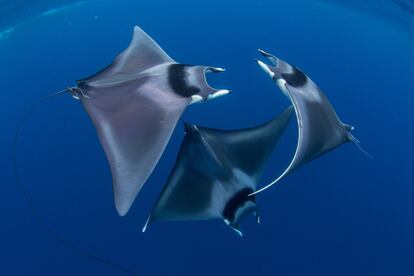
(202, 66), (232, 101)
(189, 66), (231, 104)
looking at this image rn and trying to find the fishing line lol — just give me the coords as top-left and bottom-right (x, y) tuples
(12, 89), (138, 275)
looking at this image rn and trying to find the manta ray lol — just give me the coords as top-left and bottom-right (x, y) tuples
(253, 49), (370, 195)
(68, 26), (230, 215)
(142, 106), (293, 235)
(13, 25), (229, 274)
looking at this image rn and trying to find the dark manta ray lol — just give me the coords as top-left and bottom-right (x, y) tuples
(142, 106), (294, 235)
(253, 49), (370, 195)
(69, 26), (229, 215)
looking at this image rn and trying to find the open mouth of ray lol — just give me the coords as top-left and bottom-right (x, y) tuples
(203, 66), (231, 99)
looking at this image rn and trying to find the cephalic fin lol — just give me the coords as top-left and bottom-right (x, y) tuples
(255, 212), (261, 224)
(231, 227), (243, 237)
(190, 95), (204, 105)
(207, 89), (231, 101)
(223, 220), (244, 237)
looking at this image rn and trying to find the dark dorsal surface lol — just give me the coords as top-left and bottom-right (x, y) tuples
(144, 107), (294, 234)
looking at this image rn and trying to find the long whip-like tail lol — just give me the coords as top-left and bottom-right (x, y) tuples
(350, 134), (374, 160)
(12, 89), (138, 275)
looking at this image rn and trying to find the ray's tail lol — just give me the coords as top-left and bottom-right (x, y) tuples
(12, 89), (138, 276)
(349, 133), (374, 160)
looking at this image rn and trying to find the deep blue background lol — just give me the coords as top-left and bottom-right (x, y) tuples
(1, 0), (414, 275)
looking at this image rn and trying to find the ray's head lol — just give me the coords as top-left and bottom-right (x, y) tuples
(256, 49), (308, 92)
(222, 188), (259, 236)
(167, 64), (231, 105)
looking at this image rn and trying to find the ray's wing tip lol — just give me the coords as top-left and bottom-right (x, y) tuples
(133, 25), (143, 32)
(114, 198), (132, 217)
(141, 216), (153, 233)
(116, 207), (128, 217)
(132, 25), (143, 37)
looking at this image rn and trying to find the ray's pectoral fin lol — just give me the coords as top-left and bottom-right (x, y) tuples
(201, 106), (294, 181)
(78, 26), (174, 84)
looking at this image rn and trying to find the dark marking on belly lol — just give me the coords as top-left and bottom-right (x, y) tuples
(223, 188), (255, 222)
(168, 64), (201, 97)
(281, 66), (307, 87)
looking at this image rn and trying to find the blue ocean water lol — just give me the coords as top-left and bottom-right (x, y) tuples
(2, 0), (414, 275)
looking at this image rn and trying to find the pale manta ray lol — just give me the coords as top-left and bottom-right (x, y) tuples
(253, 49), (371, 195)
(18, 25), (231, 216)
(13, 25), (230, 275)
(143, 106), (294, 236)
(69, 26), (230, 216)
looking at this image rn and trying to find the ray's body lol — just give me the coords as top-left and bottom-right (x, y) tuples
(70, 26), (229, 215)
(144, 107), (294, 235)
(254, 49), (364, 195)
